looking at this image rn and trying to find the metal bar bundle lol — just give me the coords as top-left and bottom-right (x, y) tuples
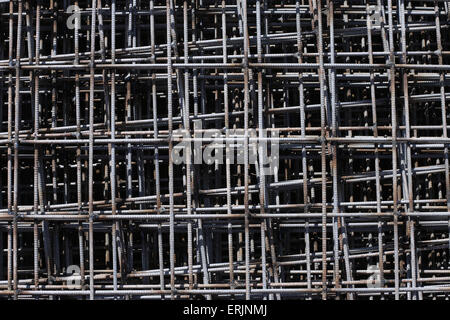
(0, 0), (449, 300)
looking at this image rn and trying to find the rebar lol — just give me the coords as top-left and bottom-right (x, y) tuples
(0, 0), (449, 300)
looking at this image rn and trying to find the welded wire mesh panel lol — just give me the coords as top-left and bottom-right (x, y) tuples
(0, 0), (449, 300)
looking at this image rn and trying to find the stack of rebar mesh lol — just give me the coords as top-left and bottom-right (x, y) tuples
(0, 0), (449, 300)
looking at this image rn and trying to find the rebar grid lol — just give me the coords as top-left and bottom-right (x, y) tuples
(0, 0), (449, 300)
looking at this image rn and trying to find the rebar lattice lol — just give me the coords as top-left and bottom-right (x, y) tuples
(0, 0), (450, 300)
